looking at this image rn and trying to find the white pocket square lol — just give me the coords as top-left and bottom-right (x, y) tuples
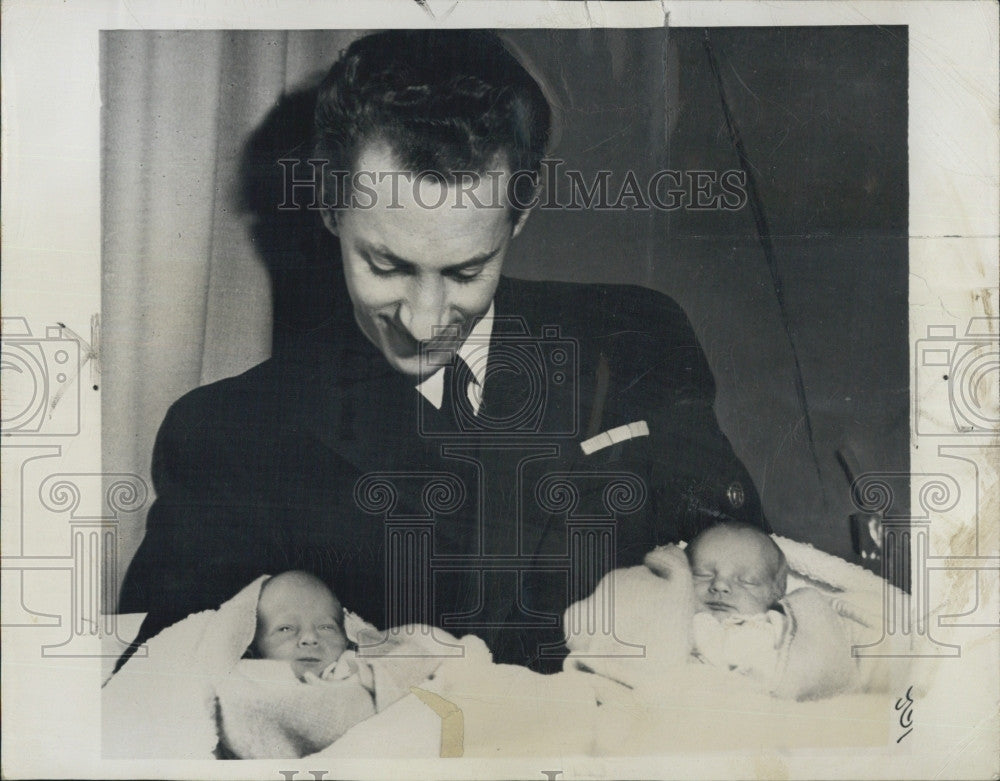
(580, 420), (649, 455)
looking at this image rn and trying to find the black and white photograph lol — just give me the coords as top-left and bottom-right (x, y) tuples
(1, 2), (997, 779)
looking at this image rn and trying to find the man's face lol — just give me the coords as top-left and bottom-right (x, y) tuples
(323, 142), (528, 378)
(689, 527), (781, 618)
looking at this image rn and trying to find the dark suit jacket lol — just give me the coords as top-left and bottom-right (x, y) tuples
(119, 276), (766, 672)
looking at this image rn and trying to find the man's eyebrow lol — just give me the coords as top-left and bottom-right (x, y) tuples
(360, 241), (502, 271)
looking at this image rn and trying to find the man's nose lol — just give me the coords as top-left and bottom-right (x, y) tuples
(399, 277), (448, 343)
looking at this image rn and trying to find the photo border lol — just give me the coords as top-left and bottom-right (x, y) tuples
(2, 1), (997, 779)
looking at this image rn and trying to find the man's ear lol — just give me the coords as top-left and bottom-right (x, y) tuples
(320, 208), (340, 237)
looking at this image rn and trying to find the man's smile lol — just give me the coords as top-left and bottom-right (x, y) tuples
(380, 315), (421, 356)
(380, 314), (463, 362)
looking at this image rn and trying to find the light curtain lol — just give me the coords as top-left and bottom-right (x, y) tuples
(102, 31), (359, 595)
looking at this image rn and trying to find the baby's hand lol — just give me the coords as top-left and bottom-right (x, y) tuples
(644, 544), (689, 580)
(301, 670), (323, 684)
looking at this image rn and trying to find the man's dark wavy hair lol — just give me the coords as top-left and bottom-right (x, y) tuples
(313, 29), (551, 213)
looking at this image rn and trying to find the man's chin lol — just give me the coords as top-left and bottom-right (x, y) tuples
(366, 318), (465, 377)
(382, 345), (455, 379)
(384, 353), (442, 379)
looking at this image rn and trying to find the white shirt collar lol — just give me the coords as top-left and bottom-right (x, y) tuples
(415, 302), (494, 414)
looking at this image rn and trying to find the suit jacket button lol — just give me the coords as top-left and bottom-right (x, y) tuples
(726, 481), (745, 509)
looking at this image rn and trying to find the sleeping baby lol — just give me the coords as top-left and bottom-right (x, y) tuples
(687, 522), (787, 618)
(685, 523), (791, 688)
(564, 523), (862, 702)
(683, 522), (860, 700)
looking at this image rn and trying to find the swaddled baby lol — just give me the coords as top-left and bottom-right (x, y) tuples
(688, 522), (787, 618)
(685, 523), (789, 684)
(103, 570), (471, 760)
(565, 523), (875, 704)
(249, 570), (361, 682)
(217, 570), (446, 758)
(683, 523), (859, 700)
(215, 571), (376, 758)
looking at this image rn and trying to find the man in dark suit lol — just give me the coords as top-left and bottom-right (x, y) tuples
(119, 30), (767, 673)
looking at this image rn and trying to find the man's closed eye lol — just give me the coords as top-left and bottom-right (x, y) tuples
(446, 264), (486, 281)
(367, 258), (408, 277)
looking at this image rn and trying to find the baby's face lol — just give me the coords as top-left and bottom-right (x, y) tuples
(254, 575), (348, 679)
(689, 528), (780, 617)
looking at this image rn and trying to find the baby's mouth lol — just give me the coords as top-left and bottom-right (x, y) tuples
(704, 600), (734, 612)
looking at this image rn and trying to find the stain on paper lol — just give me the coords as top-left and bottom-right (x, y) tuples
(410, 686), (464, 757)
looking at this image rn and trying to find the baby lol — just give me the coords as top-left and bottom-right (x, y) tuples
(218, 571), (377, 758)
(566, 524), (866, 702)
(684, 523), (792, 687)
(220, 570), (453, 757)
(250, 570), (350, 681)
(683, 523), (858, 700)
(686, 522), (788, 618)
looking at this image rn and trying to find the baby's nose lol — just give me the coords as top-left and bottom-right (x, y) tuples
(297, 630), (319, 646)
(709, 577), (731, 593)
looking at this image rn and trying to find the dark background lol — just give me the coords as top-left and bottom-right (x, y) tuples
(501, 26), (909, 569)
